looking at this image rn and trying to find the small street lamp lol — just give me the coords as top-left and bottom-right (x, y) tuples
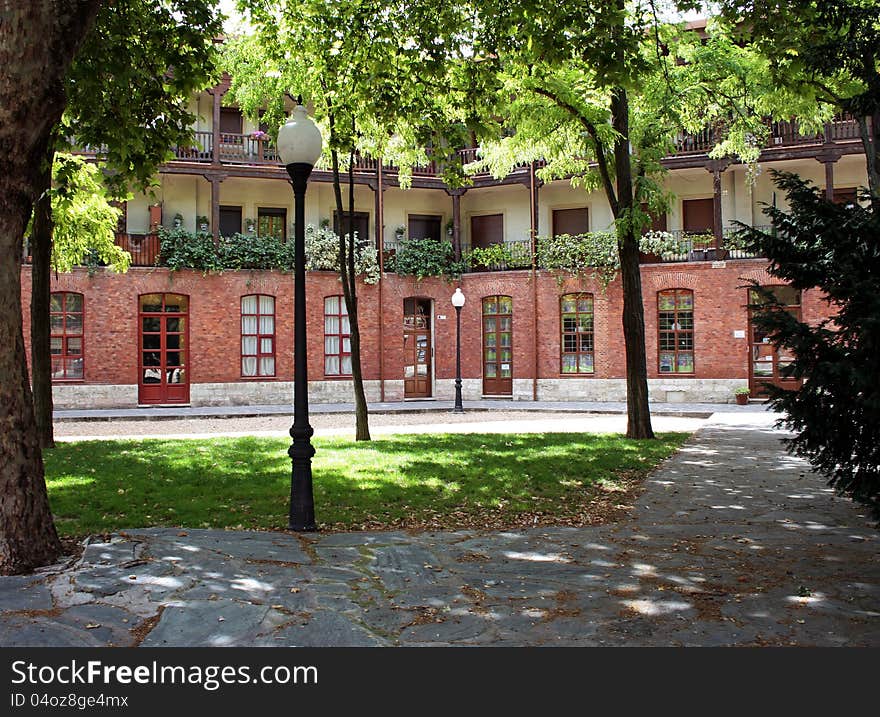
(451, 287), (466, 413)
(278, 103), (323, 531)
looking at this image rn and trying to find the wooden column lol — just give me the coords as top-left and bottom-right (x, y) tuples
(824, 160), (836, 201)
(448, 188), (466, 261)
(210, 175), (222, 244)
(712, 166), (724, 250)
(211, 88), (222, 166)
(821, 124), (838, 201)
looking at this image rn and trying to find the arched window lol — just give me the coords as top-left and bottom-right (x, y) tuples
(658, 289), (694, 374)
(324, 295), (351, 375)
(560, 293), (594, 374)
(50, 292), (84, 381)
(241, 294), (275, 377)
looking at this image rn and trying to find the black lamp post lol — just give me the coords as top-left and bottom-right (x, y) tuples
(278, 103), (323, 531)
(451, 287), (466, 413)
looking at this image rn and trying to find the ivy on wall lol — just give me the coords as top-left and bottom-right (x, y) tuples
(156, 225), (379, 284)
(387, 237), (468, 279)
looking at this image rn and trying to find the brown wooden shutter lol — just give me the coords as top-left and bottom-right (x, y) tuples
(219, 107), (243, 135)
(407, 214), (441, 242)
(471, 214), (503, 249)
(682, 198), (714, 234)
(640, 203), (667, 232)
(552, 207), (589, 236)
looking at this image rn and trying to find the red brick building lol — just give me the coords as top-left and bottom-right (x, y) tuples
(23, 87), (863, 409)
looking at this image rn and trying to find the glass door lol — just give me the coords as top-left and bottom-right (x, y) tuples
(482, 295), (513, 396)
(139, 293), (189, 404)
(748, 286), (802, 396)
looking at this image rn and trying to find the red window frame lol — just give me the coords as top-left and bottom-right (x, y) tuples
(240, 294), (276, 378)
(50, 291), (84, 381)
(658, 289), (695, 374)
(560, 293), (594, 374)
(324, 295), (351, 376)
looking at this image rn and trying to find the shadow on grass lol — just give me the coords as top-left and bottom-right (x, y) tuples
(44, 432), (688, 535)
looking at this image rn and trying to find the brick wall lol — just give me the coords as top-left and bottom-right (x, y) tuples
(19, 259), (834, 406)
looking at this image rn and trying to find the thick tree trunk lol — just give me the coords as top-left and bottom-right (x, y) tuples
(0, 0), (102, 574)
(31, 148), (55, 449)
(611, 87), (655, 440)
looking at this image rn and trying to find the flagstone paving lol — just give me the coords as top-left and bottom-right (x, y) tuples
(1, 413), (877, 647)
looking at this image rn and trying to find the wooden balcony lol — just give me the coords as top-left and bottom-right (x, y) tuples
(71, 116), (864, 182)
(674, 115), (863, 155)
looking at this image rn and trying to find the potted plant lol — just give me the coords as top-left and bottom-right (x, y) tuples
(173, 212), (183, 229)
(245, 217), (256, 234)
(734, 386), (750, 405)
(394, 225), (406, 242)
(197, 215), (209, 232)
(445, 219), (454, 237)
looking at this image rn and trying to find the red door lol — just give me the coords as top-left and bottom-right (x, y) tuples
(139, 293), (190, 405)
(403, 298), (432, 398)
(482, 295), (513, 396)
(748, 286), (802, 396)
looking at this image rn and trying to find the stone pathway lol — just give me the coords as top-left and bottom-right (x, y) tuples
(1, 414), (877, 646)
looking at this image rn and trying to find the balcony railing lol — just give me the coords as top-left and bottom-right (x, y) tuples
(648, 228), (767, 262)
(675, 115), (863, 155)
(116, 233), (161, 266)
(172, 131), (214, 161)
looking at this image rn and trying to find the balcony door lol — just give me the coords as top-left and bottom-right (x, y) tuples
(408, 214), (442, 242)
(470, 214), (503, 250)
(219, 206), (242, 237)
(482, 295), (513, 396)
(682, 198), (714, 235)
(403, 298), (432, 398)
(139, 293), (189, 405)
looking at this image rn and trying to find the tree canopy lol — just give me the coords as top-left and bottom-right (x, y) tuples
(61, 0), (223, 196)
(41, 153), (129, 273)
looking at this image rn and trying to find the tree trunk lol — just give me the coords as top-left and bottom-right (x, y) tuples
(611, 87), (655, 439)
(0, 0), (102, 574)
(860, 110), (880, 202)
(345, 153), (371, 441)
(31, 147), (55, 449)
(328, 137), (371, 441)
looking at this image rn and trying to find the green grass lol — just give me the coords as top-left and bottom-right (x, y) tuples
(43, 432), (688, 536)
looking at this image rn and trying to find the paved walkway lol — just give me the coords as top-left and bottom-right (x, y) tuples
(2, 412), (877, 646)
(54, 399), (767, 421)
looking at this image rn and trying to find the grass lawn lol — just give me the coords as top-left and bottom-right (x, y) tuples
(43, 432), (688, 536)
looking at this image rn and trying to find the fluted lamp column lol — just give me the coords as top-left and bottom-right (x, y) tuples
(451, 287), (466, 413)
(278, 103), (323, 531)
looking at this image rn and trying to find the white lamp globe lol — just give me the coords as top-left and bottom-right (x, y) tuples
(277, 104), (323, 167)
(451, 287), (466, 308)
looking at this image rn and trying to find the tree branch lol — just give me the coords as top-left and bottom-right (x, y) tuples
(529, 84), (618, 215)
